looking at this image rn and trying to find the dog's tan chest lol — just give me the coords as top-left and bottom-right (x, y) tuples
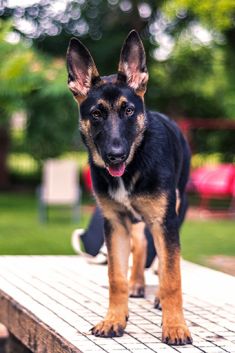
(108, 177), (141, 221)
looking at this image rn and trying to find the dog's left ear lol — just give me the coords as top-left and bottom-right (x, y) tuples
(118, 30), (148, 96)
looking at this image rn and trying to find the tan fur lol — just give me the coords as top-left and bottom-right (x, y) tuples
(133, 193), (191, 344)
(132, 193), (168, 225)
(79, 119), (105, 168)
(136, 113), (146, 131)
(69, 64), (101, 104)
(97, 98), (111, 110)
(176, 188), (180, 215)
(92, 195), (130, 336)
(125, 113), (146, 165)
(130, 171), (140, 191)
(115, 96), (127, 110)
(118, 62), (148, 97)
(129, 222), (147, 296)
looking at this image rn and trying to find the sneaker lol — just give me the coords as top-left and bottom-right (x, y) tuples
(71, 229), (108, 265)
(71, 229), (92, 258)
(87, 244), (108, 265)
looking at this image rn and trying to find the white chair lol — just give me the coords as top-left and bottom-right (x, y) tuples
(38, 159), (81, 222)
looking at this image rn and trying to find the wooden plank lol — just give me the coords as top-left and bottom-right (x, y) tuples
(5, 333), (32, 353)
(0, 256), (235, 353)
(0, 285), (82, 353)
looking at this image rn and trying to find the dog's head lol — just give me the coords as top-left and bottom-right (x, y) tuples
(66, 30), (148, 177)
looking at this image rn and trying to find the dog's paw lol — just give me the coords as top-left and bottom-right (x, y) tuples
(129, 282), (145, 298)
(154, 296), (162, 310)
(162, 324), (192, 345)
(91, 320), (125, 337)
(91, 313), (127, 338)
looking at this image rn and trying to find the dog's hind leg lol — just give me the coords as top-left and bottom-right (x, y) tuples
(154, 286), (162, 309)
(129, 221), (147, 298)
(91, 197), (130, 338)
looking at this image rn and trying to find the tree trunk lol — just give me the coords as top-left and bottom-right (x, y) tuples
(0, 124), (10, 190)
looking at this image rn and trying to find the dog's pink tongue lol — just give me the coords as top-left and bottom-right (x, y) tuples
(107, 163), (125, 177)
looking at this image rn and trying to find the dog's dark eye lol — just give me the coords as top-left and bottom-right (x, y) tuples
(91, 110), (102, 120)
(125, 107), (134, 117)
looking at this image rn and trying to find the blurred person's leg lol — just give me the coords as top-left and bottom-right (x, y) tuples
(72, 206), (157, 266)
(71, 207), (104, 257)
(145, 226), (156, 268)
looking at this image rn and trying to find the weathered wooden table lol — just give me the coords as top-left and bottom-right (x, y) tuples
(0, 256), (235, 353)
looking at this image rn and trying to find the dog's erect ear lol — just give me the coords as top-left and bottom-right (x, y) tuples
(66, 38), (101, 102)
(118, 30), (148, 96)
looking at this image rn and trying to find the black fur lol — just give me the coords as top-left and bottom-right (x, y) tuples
(66, 28), (191, 263)
(90, 110), (190, 225)
(66, 30), (191, 245)
(66, 30), (192, 345)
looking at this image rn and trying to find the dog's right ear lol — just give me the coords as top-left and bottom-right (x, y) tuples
(66, 38), (101, 102)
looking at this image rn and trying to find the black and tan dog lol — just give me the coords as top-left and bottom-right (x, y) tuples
(66, 30), (192, 345)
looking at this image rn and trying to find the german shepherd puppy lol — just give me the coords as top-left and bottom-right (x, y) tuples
(66, 30), (192, 345)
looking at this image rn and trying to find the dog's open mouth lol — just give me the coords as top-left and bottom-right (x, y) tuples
(107, 163), (126, 177)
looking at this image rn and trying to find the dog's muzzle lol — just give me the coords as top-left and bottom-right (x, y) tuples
(106, 146), (127, 177)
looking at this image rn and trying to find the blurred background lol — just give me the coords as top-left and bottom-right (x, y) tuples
(0, 0), (234, 274)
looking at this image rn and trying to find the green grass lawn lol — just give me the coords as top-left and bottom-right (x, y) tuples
(0, 193), (234, 270)
(181, 219), (235, 265)
(0, 193), (90, 255)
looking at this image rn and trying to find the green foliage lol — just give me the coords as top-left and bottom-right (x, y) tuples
(191, 152), (235, 169)
(0, 21), (41, 121)
(0, 20), (80, 160)
(1, 0), (235, 162)
(8, 153), (39, 176)
(26, 93), (78, 161)
(158, 0), (235, 119)
(163, 0), (235, 31)
(7, 150), (88, 186)
(24, 56), (80, 160)
(149, 39), (235, 119)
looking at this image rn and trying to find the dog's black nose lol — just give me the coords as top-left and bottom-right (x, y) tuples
(107, 146), (126, 164)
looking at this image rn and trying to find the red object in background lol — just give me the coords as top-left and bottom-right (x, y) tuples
(187, 164), (235, 210)
(189, 164), (235, 196)
(82, 165), (93, 193)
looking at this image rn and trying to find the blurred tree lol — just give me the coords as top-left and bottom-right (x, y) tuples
(0, 0), (235, 181)
(26, 76), (78, 161)
(1, 1), (157, 69)
(0, 20), (77, 188)
(162, 0), (235, 31)
(0, 20), (42, 187)
(2, 0), (235, 118)
(160, 0), (235, 118)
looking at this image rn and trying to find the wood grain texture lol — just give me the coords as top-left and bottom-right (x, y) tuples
(0, 290), (82, 353)
(0, 256), (234, 353)
(6, 334), (32, 353)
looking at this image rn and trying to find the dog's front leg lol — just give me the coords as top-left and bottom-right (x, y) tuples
(151, 221), (192, 345)
(133, 194), (192, 345)
(91, 203), (130, 337)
